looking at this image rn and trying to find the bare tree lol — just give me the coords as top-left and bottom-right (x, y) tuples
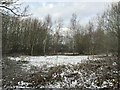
(88, 21), (94, 56)
(43, 15), (52, 56)
(69, 13), (79, 54)
(103, 2), (119, 55)
(0, 0), (30, 16)
(54, 18), (63, 54)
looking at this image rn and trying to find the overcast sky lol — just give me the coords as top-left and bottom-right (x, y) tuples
(18, 0), (119, 27)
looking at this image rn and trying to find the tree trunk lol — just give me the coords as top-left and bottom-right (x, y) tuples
(117, 23), (120, 89)
(117, 3), (120, 88)
(31, 44), (34, 56)
(43, 35), (47, 56)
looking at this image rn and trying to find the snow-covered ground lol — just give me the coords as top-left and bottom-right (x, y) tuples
(6, 55), (116, 89)
(29, 55), (90, 67)
(9, 55), (92, 67)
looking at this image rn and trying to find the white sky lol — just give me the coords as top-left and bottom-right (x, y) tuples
(18, 0), (120, 27)
(18, 0), (119, 2)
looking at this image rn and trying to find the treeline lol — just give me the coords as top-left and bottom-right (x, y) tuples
(2, 2), (119, 56)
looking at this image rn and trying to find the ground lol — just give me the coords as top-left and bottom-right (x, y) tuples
(2, 55), (120, 89)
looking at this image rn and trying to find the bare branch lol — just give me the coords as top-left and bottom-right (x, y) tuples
(0, 5), (31, 17)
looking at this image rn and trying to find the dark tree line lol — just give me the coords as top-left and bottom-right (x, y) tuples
(2, 2), (119, 56)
